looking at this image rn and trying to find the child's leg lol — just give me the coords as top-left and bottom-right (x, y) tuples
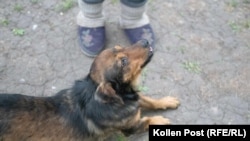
(77, 0), (105, 57)
(120, 0), (155, 48)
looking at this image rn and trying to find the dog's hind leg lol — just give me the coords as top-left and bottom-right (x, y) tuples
(138, 93), (180, 110)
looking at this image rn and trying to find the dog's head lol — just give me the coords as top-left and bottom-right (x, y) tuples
(90, 40), (153, 104)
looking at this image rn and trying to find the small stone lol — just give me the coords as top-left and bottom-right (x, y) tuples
(32, 24), (38, 30)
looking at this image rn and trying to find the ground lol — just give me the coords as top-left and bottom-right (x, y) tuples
(0, 0), (249, 140)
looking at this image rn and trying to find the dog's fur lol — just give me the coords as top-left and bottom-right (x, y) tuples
(0, 40), (179, 141)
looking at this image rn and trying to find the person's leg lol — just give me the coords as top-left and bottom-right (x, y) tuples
(77, 0), (105, 57)
(120, 0), (155, 48)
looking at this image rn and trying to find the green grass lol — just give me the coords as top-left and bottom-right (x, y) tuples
(182, 61), (201, 74)
(243, 20), (250, 29)
(228, 0), (238, 8)
(56, 0), (76, 12)
(229, 20), (250, 32)
(30, 0), (39, 4)
(179, 46), (186, 54)
(14, 4), (24, 12)
(1, 19), (9, 26)
(111, 0), (118, 4)
(12, 28), (25, 36)
(138, 85), (149, 92)
(116, 134), (127, 141)
(138, 69), (149, 92)
(229, 21), (241, 32)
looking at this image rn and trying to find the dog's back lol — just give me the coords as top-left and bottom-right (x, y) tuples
(0, 93), (76, 141)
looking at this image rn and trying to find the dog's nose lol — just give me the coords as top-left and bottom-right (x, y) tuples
(138, 39), (149, 48)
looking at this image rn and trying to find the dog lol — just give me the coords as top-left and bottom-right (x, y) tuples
(0, 40), (180, 141)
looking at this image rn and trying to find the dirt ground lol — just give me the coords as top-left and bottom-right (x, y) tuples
(0, 0), (249, 140)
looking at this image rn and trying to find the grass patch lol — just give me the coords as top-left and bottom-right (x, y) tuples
(1, 19), (9, 26)
(229, 20), (250, 32)
(229, 21), (241, 32)
(179, 46), (186, 54)
(13, 28), (25, 36)
(56, 0), (76, 12)
(228, 0), (238, 8)
(30, 0), (39, 4)
(111, 0), (118, 4)
(14, 4), (24, 12)
(138, 85), (149, 92)
(116, 133), (127, 141)
(182, 61), (201, 74)
(243, 20), (250, 29)
(138, 69), (149, 92)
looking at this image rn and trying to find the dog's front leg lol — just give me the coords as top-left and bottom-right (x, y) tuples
(122, 115), (170, 136)
(138, 93), (180, 110)
(121, 108), (170, 136)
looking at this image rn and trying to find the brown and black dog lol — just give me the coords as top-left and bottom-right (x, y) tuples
(0, 40), (180, 141)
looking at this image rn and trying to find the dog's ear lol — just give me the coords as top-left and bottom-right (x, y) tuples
(95, 83), (124, 105)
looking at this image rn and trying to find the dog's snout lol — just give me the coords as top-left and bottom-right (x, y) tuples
(138, 39), (149, 48)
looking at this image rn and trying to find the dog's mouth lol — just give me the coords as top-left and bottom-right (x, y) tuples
(148, 46), (154, 57)
(141, 49), (153, 68)
(138, 40), (154, 68)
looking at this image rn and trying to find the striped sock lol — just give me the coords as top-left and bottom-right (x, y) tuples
(119, 2), (149, 29)
(77, 0), (105, 28)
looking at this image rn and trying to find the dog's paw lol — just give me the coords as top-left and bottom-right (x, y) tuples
(157, 96), (180, 110)
(148, 116), (170, 125)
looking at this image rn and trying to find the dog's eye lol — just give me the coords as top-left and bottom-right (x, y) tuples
(121, 57), (128, 67)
